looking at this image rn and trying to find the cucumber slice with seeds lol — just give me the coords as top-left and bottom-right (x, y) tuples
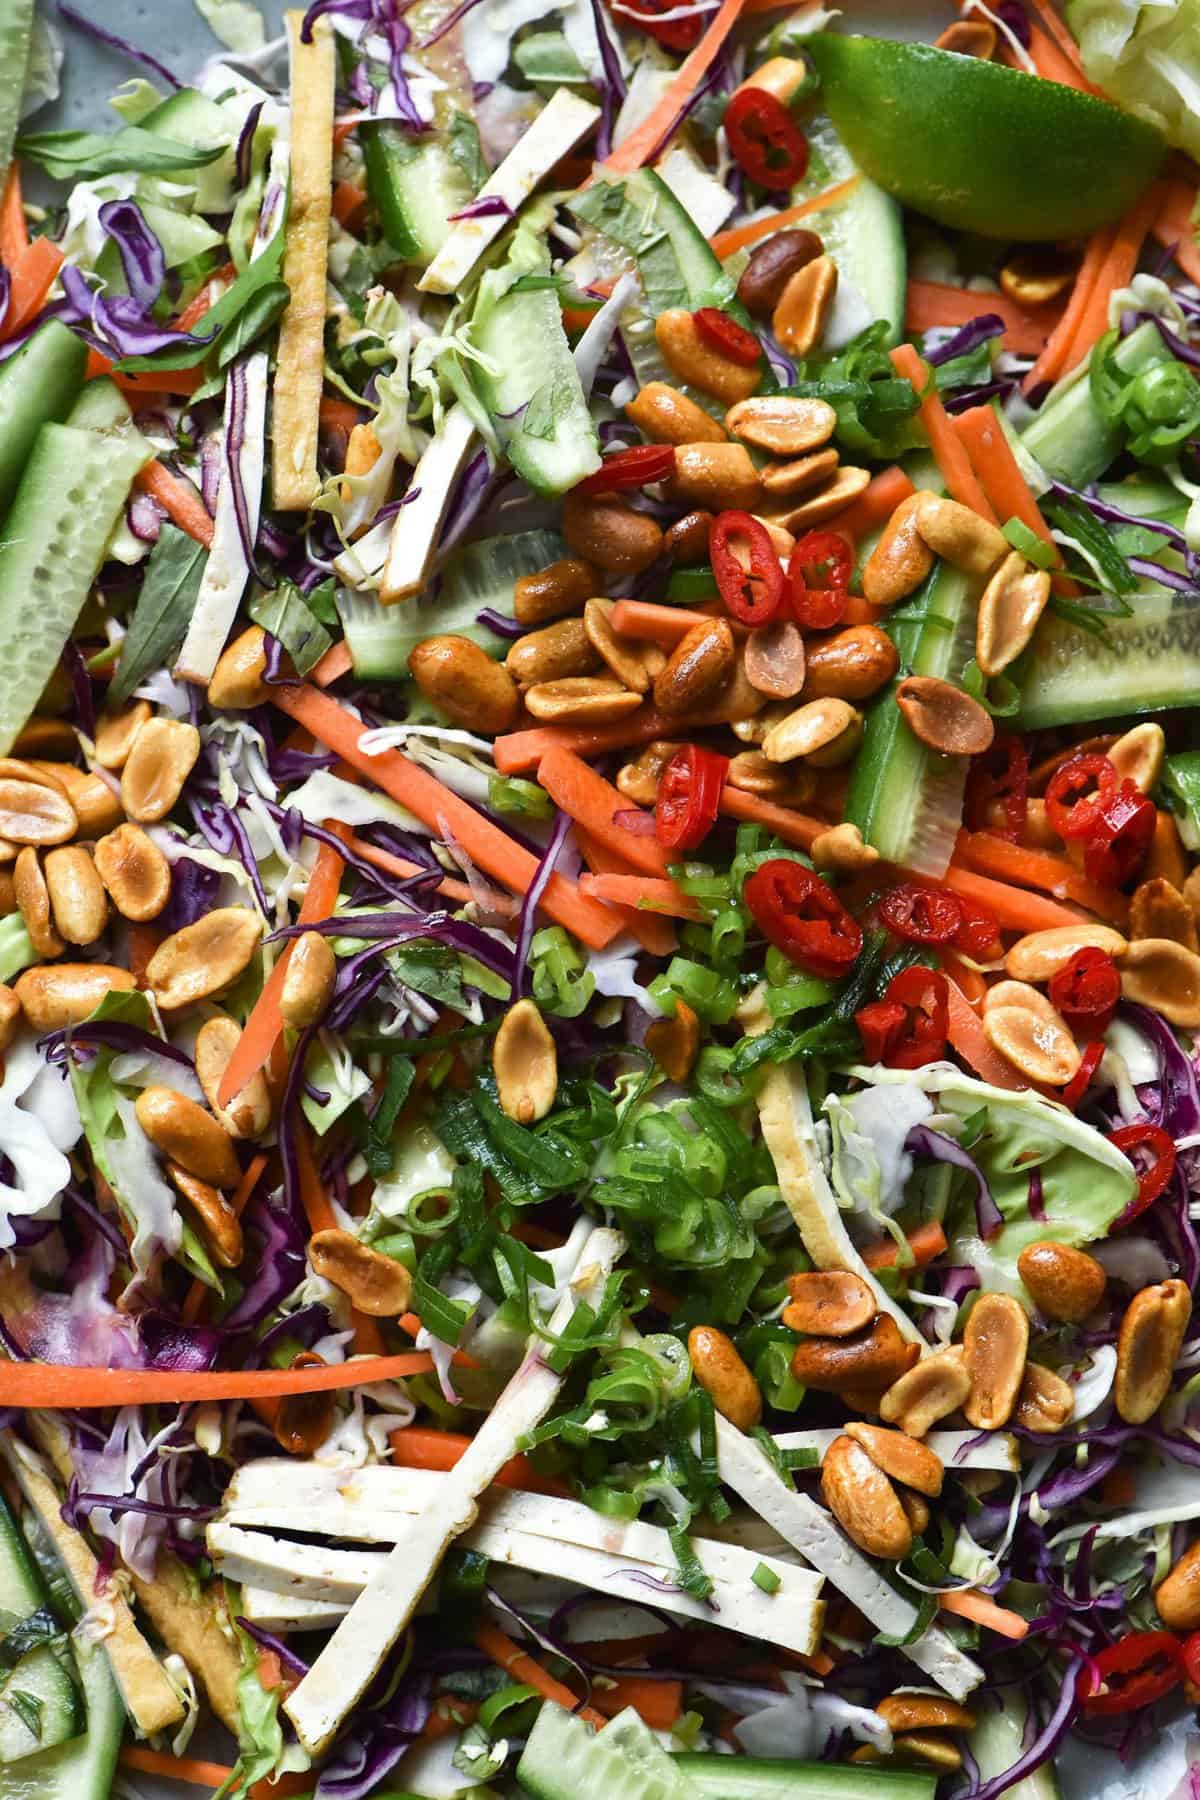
(0, 323), (88, 521)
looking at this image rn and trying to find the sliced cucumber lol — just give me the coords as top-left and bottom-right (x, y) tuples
(0, 1498), (81, 1767)
(139, 87), (237, 213)
(1018, 321), (1168, 485)
(844, 561), (978, 876)
(789, 111), (906, 344)
(967, 1695), (1060, 1800)
(470, 284), (600, 496)
(65, 379), (133, 435)
(0, 1637), (122, 1800)
(517, 1702), (699, 1800)
(676, 1755), (937, 1800)
(0, 421), (150, 754)
(1014, 589), (1200, 729)
(361, 124), (475, 267)
(0, 323), (88, 522)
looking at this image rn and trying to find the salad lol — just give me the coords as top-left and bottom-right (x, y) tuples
(3, 0), (1200, 1795)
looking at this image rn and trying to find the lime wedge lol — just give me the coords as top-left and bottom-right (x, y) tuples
(806, 34), (1167, 241)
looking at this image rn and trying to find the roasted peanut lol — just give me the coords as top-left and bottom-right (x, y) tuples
(0, 984), (19, 1053)
(983, 980), (1080, 1085)
(792, 1314), (920, 1392)
(494, 998), (558, 1124)
(801, 626), (899, 703)
(763, 465), (870, 530)
(341, 420), (381, 503)
(93, 702), (151, 770)
(563, 493), (664, 575)
(752, 514), (796, 560)
(208, 627), (271, 711)
(783, 1269), (876, 1338)
(645, 998), (700, 1083)
(1004, 923), (1127, 983)
(663, 510), (713, 564)
(773, 255), (838, 357)
(280, 930), (336, 1028)
(877, 1695), (977, 1733)
(862, 495), (936, 606)
(584, 598), (660, 694)
(880, 1346), (971, 1437)
(508, 618), (599, 688)
(513, 558), (600, 626)
(1146, 811), (1190, 891)
(685, 653), (767, 727)
(1013, 1361), (1075, 1434)
(616, 741), (681, 807)
(934, 17), (996, 54)
(744, 620), (807, 700)
(121, 718), (201, 824)
(725, 750), (815, 804)
(625, 382), (726, 446)
(763, 696), (857, 763)
(13, 849), (63, 958)
(1130, 878), (1199, 951)
(1156, 1540), (1200, 1631)
(810, 821), (879, 875)
(654, 308), (759, 404)
(135, 1086), (241, 1189)
(93, 823), (171, 922)
(896, 675), (994, 756)
(737, 229), (824, 319)
(195, 1014), (272, 1139)
(1109, 721), (1165, 794)
(1017, 1240), (1106, 1323)
(13, 963), (136, 1031)
(963, 1292), (1029, 1430)
(1115, 1279), (1191, 1423)
(898, 1490), (932, 1537)
(914, 495), (1009, 575)
(12, 719), (77, 759)
(890, 1734), (963, 1773)
(0, 871), (12, 914)
(168, 1164), (243, 1268)
(999, 246), (1077, 306)
(43, 846), (107, 947)
(821, 1434), (912, 1560)
(0, 777), (77, 846)
(688, 1325), (762, 1431)
(1120, 936), (1200, 1027)
(844, 1421), (944, 1496)
(726, 394), (836, 457)
(976, 553), (1051, 677)
(148, 907), (263, 1011)
(409, 635), (520, 735)
(760, 448), (840, 498)
(309, 1228), (413, 1316)
(274, 1353), (335, 1456)
(40, 766), (122, 837)
(669, 442), (761, 512)
(524, 676), (644, 725)
(653, 620), (736, 717)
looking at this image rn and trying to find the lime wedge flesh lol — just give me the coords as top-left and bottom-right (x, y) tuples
(806, 33), (1167, 241)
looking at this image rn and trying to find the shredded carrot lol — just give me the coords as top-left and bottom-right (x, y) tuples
(390, 1427), (570, 1495)
(272, 683), (622, 949)
(1, 1354), (439, 1408)
(538, 746), (671, 878)
(862, 1220), (948, 1271)
(423, 1698), (480, 1741)
(1021, 0), (1093, 82)
(574, 828), (678, 954)
(319, 393), (363, 433)
(839, 594), (892, 626)
(952, 405), (1058, 558)
(218, 831), (347, 1108)
(257, 1649), (284, 1692)
(593, 1676), (683, 1729)
(296, 1122), (338, 1235)
(119, 1748), (312, 1797)
(85, 347), (203, 398)
(939, 1587), (1030, 1640)
(608, 599), (725, 646)
(944, 974), (1030, 1091)
(1152, 179), (1200, 288)
(579, 871), (703, 922)
(312, 638), (354, 686)
(1063, 180), (1170, 372)
(709, 175), (861, 259)
(0, 166), (27, 264)
(889, 343), (998, 522)
(1, 236), (64, 341)
(181, 1154), (269, 1326)
(943, 862), (1089, 934)
(345, 830), (511, 914)
(496, 714), (689, 776)
(1022, 20), (1093, 89)
(827, 466), (916, 545)
(599, 0), (749, 177)
(719, 784), (826, 851)
(1022, 224), (1117, 393)
(952, 830), (1130, 927)
(940, 949), (988, 1009)
(475, 1623), (606, 1727)
(332, 116), (361, 151)
(133, 462), (213, 549)
(332, 179), (367, 227)
(905, 279), (1060, 357)
(173, 260), (237, 330)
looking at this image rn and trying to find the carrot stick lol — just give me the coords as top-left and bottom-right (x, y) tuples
(943, 862), (1088, 933)
(1022, 225), (1117, 393)
(1022, 21), (1092, 89)
(218, 831), (347, 1108)
(1, 237), (64, 341)
(593, 1677), (682, 1729)
(272, 684), (622, 949)
(296, 1123), (337, 1236)
(332, 180), (367, 226)
(944, 974), (1030, 1091)
(318, 394), (362, 433)
(1152, 179), (1200, 288)
(474, 1623), (606, 1727)
(709, 175), (860, 259)
(862, 1220), (948, 1271)
(173, 260), (237, 330)
(579, 871), (704, 922)
(574, 827), (679, 955)
(600, 0), (749, 177)
(1, 1354), (440, 1408)
(828, 467), (917, 545)
(119, 1748), (313, 1796)
(538, 746), (672, 878)
(1021, 0), (1092, 81)
(608, 600), (726, 646)
(952, 830), (1130, 926)
(0, 167), (27, 264)
(1063, 181), (1170, 372)
(133, 462), (213, 549)
(718, 784), (827, 851)
(312, 639), (354, 686)
(952, 406), (1057, 556)
(495, 712), (692, 776)
(905, 279), (1060, 357)
(390, 1427), (569, 1495)
(345, 831), (507, 913)
(938, 1588), (1029, 1641)
(889, 343), (998, 522)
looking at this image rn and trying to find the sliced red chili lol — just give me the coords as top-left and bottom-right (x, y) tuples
(855, 966), (949, 1069)
(1044, 752), (1118, 841)
(1080, 1631), (1183, 1716)
(608, 0), (700, 51)
(1047, 947), (1121, 1035)
(854, 998), (907, 1065)
(654, 745), (728, 852)
(952, 896), (1002, 961)
(964, 735), (1028, 842)
(1110, 1122), (1177, 1227)
(1182, 1630), (1200, 1689)
(724, 87), (810, 191)
(787, 529), (852, 631)
(710, 510), (785, 627)
(879, 882), (963, 946)
(693, 307), (761, 367)
(1083, 780), (1156, 889)
(744, 858), (863, 978)
(1061, 1039), (1106, 1111)
(576, 444), (677, 496)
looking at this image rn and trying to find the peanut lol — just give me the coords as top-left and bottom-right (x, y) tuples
(890, 1734), (963, 1772)
(168, 1164), (244, 1268)
(93, 702), (151, 770)
(862, 494), (935, 606)
(13, 963), (136, 1031)
(121, 718), (201, 824)
(844, 1422), (944, 1496)
(616, 740), (680, 807)
(963, 1293), (1029, 1429)
(726, 395), (836, 457)
(93, 823), (171, 922)
(982, 981), (1080, 1085)
(1017, 1241), (1106, 1322)
(1146, 811), (1189, 890)
(13, 850), (64, 958)
(880, 1346), (971, 1437)
(0, 984), (19, 1053)
(783, 1269), (876, 1338)
(811, 822), (879, 875)
(274, 1353), (335, 1456)
(877, 1695), (976, 1733)
(208, 627), (271, 711)
(801, 626), (898, 703)
(1013, 1360), (1075, 1433)
(1109, 722), (1165, 794)
(791, 1315), (920, 1392)
(39, 766), (122, 837)
(409, 635), (520, 735)
(896, 675), (995, 757)
(773, 255), (838, 357)
(584, 599), (660, 694)
(688, 1325), (762, 1431)
(669, 442), (761, 512)
(524, 676), (644, 725)
(508, 618), (599, 688)
(280, 930), (337, 1028)
(147, 907), (263, 1011)
(760, 448), (840, 499)
(625, 382), (726, 446)
(663, 510), (713, 564)
(1129, 878), (1198, 951)
(898, 1490), (931, 1537)
(0, 871), (12, 914)
(135, 1086), (241, 1189)
(563, 493), (663, 575)
(1115, 1279), (1191, 1423)
(309, 1228), (413, 1316)
(513, 558), (600, 626)
(1156, 1540), (1200, 1632)
(12, 719), (76, 759)
(1120, 937), (1200, 1027)
(737, 229), (824, 319)
(763, 696), (857, 763)
(763, 465), (870, 530)
(975, 553), (1051, 678)
(725, 750), (815, 804)
(999, 246), (1077, 305)
(0, 777), (77, 845)
(493, 998), (558, 1124)
(744, 621), (806, 699)
(645, 998), (700, 1082)
(653, 620), (736, 717)
(43, 845), (107, 947)
(820, 1433), (912, 1560)
(195, 1014), (272, 1139)
(1004, 923), (1127, 983)
(913, 495), (1008, 575)
(654, 309), (759, 404)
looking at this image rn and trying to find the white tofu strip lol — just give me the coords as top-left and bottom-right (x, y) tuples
(417, 90), (601, 297)
(380, 404), (477, 604)
(241, 1585), (347, 1631)
(772, 1430), (1020, 1475)
(284, 1227), (625, 1755)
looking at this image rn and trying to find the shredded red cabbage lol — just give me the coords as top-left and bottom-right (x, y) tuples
(97, 199), (166, 310)
(906, 1123), (1002, 1239)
